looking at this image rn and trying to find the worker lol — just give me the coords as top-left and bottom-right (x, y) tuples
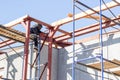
(30, 23), (42, 50)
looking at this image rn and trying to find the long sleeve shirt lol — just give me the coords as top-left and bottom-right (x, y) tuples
(30, 26), (41, 35)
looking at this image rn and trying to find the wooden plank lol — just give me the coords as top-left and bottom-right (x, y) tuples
(0, 25), (71, 47)
(4, 15), (70, 35)
(77, 62), (120, 76)
(85, 15), (106, 20)
(77, 59), (120, 76)
(4, 15), (29, 28)
(51, 1), (119, 26)
(87, 59), (120, 69)
(113, 70), (120, 76)
(0, 25), (25, 43)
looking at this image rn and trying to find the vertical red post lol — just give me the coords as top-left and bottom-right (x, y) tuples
(46, 26), (60, 80)
(47, 30), (53, 80)
(22, 21), (30, 80)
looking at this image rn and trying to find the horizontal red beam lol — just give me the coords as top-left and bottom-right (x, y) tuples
(29, 17), (70, 35)
(0, 51), (6, 55)
(75, 29), (120, 44)
(54, 17), (120, 41)
(4, 15), (70, 36)
(0, 39), (16, 48)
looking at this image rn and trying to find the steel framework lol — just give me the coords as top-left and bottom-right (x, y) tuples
(0, 0), (120, 80)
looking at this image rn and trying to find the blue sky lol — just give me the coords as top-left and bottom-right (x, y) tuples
(0, 0), (119, 31)
(0, 0), (72, 25)
(0, 0), (73, 48)
(0, 0), (120, 48)
(0, 0), (74, 34)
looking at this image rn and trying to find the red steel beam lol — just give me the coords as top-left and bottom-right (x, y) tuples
(47, 35), (53, 80)
(0, 51), (6, 55)
(54, 17), (120, 41)
(21, 20), (30, 80)
(29, 17), (53, 29)
(0, 39), (16, 48)
(4, 15), (70, 35)
(47, 26), (59, 80)
(39, 62), (48, 79)
(29, 17), (70, 35)
(75, 28), (120, 44)
(49, 26), (60, 37)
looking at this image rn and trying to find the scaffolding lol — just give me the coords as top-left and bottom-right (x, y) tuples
(72, 0), (120, 80)
(0, 0), (120, 80)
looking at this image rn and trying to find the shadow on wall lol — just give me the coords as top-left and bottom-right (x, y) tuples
(5, 51), (23, 80)
(58, 33), (120, 80)
(75, 43), (99, 80)
(58, 42), (95, 80)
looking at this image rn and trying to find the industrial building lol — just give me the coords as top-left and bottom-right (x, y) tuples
(0, 0), (120, 80)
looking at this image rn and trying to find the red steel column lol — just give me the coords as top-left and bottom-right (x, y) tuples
(22, 21), (30, 80)
(47, 26), (60, 80)
(47, 30), (53, 80)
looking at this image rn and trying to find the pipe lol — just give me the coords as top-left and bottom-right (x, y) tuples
(29, 41), (33, 79)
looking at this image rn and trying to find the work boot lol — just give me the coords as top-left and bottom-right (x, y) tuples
(34, 46), (38, 51)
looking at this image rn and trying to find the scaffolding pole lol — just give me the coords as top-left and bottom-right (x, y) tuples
(72, 0), (104, 80)
(29, 41), (33, 79)
(36, 36), (41, 80)
(99, 0), (104, 80)
(72, 0), (76, 80)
